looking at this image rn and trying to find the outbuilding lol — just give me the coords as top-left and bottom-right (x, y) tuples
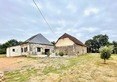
(55, 33), (87, 56)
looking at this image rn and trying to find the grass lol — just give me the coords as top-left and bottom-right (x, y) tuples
(4, 53), (117, 82)
(5, 67), (38, 82)
(0, 54), (6, 57)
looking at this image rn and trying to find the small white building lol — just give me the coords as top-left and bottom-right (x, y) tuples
(7, 46), (21, 57)
(7, 34), (54, 57)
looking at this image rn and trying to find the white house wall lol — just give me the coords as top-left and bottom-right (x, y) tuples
(7, 45), (21, 57)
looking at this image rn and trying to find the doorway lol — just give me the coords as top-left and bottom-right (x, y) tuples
(45, 49), (50, 54)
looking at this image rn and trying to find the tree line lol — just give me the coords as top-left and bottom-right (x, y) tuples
(85, 34), (117, 54)
(0, 39), (22, 54)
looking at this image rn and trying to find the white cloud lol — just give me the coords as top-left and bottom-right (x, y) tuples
(76, 33), (83, 38)
(42, 31), (50, 35)
(100, 30), (117, 38)
(30, 2), (43, 9)
(44, 2), (60, 14)
(56, 27), (63, 31)
(100, 30), (116, 34)
(55, 27), (64, 34)
(56, 10), (61, 15)
(57, 20), (66, 27)
(84, 7), (99, 16)
(67, 4), (77, 13)
(15, 28), (24, 32)
(65, 28), (78, 33)
(30, 19), (37, 23)
(80, 27), (99, 33)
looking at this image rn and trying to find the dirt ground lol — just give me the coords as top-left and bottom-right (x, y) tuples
(0, 57), (26, 71)
(1, 54), (117, 82)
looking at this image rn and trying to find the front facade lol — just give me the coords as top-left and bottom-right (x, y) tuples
(7, 34), (54, 57)
(21, 43), (54, 56)
(55, 33), (87, 56)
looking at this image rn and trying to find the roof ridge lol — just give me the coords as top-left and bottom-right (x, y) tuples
(25, 33), (40, 42)
(23, 33), (52, 45)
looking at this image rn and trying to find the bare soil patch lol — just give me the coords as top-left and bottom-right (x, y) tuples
(0, 57), (26, 71)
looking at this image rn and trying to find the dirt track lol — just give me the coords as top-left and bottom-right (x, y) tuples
(0, 57), (26, 71)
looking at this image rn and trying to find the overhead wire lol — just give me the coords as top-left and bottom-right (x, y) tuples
(33, 0), (56, 36)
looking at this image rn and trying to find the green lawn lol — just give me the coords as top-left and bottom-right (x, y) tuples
(4, 54), (117, 82)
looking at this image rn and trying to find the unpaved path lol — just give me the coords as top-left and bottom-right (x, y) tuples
(0, 57), (26, 71)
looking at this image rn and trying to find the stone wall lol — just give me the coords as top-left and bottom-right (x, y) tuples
(56, 45), (74, 56)
(29, 43), (54, 55)
(21, 43), (29, 56)
(55, 44), (87, 56)
(21, 43), (54, 56)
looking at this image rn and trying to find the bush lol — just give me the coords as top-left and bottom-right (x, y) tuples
(55, 53), (58, 56)
(59, 52), (64, 56)
(46, 52), (50, 57)
(0, 49), (6, 54)
(99, 46), (113, 64)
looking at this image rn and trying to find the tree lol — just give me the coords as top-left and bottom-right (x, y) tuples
(0, 39), (22, 54)
(51, 41), (56, 46)
(99, 46), (113, 64)
(85, 34), (109, 53)
(112, 41), (117, 54)
(85, 39), (95, 53)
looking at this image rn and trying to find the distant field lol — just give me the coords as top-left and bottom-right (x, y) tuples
(1, 53), (117, 82)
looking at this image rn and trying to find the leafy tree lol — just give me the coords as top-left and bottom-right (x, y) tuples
(0, 48), (6, 54)
(85, 34), (109, 53)
(112, 41), (117, 54)
(99, 46), (113, 64)
(51, 41), (56, 46)
(85, 39), (95, 53)
(0, 39), (22, 54)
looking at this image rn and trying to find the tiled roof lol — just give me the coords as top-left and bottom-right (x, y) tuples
(57, 33), (86, 46)
(24, 33), (52, 45)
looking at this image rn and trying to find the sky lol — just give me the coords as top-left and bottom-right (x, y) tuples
(0, 0), (117, 43)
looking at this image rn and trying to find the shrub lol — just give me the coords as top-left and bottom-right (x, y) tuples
(55, 53), (58, 56)
(46, 52), (50, 57)
(99, 46), (113, 64)
(59, 52), (64, 56)
(0, 49), (6, 54)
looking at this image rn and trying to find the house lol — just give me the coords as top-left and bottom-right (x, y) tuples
(7, 34), (54, 57)
(55, 33), (87, 56)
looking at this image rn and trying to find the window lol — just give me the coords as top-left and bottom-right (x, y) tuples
(24, 47), (28, 52)
(30, 47), (32, 51)
(12, 49), (15, 52)
(21, 48), (23, 52)
(37, 47), (41, 52)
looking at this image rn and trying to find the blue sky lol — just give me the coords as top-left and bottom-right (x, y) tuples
(0, 0), (117, 43)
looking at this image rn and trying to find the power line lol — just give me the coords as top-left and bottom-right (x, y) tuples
(33, 0), (56, 36)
